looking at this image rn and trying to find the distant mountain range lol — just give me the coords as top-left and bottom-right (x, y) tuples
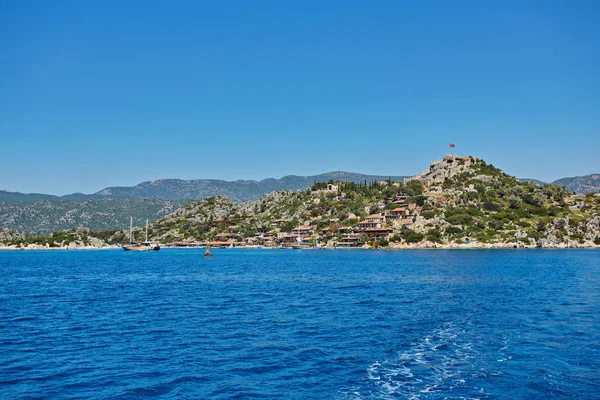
(0, 172), (407, 233)
(518, 174), (600, 194)
(1, 170), (598, 234)
(1, 172), (409, 203)
(91, 172), (411, 201)
(0, 199), (188, 235)
(552, 174), (600, 196)
(518, 178), (548, 186)
(0, 191), (90, 204)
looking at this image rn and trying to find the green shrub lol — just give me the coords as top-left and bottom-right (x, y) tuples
(409, 195), (428, 207)
(400, 229), (424, 243)
(487, 219), (504, 230)
(483, 201), (500, 211)
(405, 180), (424, 196)
(569, 216), (585, 229)
(421, 211), (436, 219)
(535, 220), (547, 233)
(464, 207), (483, 217)
(385, 202), (398, 210)
(526, 229), (543, 240)
(311, 182), (328, 190)
(446, 213), (473, 226)
(377, 239), (389, 247)
(389, 234), (402, 243)
(524, 193), (545, 207)
(570, 233), (585, 244)
(507, 196), (522, 210)
(445, 226), (463, 235)
(425, 228), (442, 243)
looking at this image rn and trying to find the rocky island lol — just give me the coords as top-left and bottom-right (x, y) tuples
(2, 156), (599, 250)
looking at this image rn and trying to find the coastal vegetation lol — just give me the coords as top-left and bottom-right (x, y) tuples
(141, 156), (598, 248)
(1, 170), (598, 236)
(2, 156), (599, 250)
(0, 227), (123, 249)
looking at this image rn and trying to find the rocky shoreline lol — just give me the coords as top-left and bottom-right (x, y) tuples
(2, 156), (599, 252)
(0, 243), (120, 251)
(2, 243), (598, 251)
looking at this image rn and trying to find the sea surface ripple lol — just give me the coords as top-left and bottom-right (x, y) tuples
(1, 249), (599, 399)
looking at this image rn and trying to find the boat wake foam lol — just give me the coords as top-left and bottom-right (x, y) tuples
(338, 323), (509, 399)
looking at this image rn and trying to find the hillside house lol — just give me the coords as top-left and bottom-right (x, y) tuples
(357, 214), (386, 230)
(170, 239), (199, 247)
(278, 234), (300, 246)
(358, 220), (381, 229)
(336, 234), (362, 248)
(214, 233), (242, 242)
(385, 207), (409, 220)
(366, 214), (385, 223)
(364, 227), (393, 238)
(209, 241), (234, 248)
(293, 225), (314, 235)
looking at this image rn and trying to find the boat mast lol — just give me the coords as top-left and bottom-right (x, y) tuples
(129, 216), (133, 243)
(145, 219), (148, 242)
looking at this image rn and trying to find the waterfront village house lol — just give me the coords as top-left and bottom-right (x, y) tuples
(293, 225), (315, 235)
(279, 234), (299, 246)
(357, 214), (386, 230)
(271, 218), (289, 227)
(214, 233), (242, 242)
(364, 227), (393, 238)
(171, 239), (198, 247)
(336, 234), (362, 247)
(262, 233), (275, 243)
(348, 213), (359, 221)
(210, 241), (234, 248)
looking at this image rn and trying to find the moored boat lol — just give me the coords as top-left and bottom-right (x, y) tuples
(123, 218), (160, 251)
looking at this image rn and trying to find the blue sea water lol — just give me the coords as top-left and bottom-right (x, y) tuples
(1, 249), (599, 399)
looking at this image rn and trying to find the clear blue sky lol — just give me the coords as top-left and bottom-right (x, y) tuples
(1, 1), (599, 195)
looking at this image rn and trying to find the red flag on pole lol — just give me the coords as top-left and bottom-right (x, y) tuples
(449, 143), (456, 148)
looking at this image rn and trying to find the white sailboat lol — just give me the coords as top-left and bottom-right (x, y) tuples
(123, 218), (160, 251)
